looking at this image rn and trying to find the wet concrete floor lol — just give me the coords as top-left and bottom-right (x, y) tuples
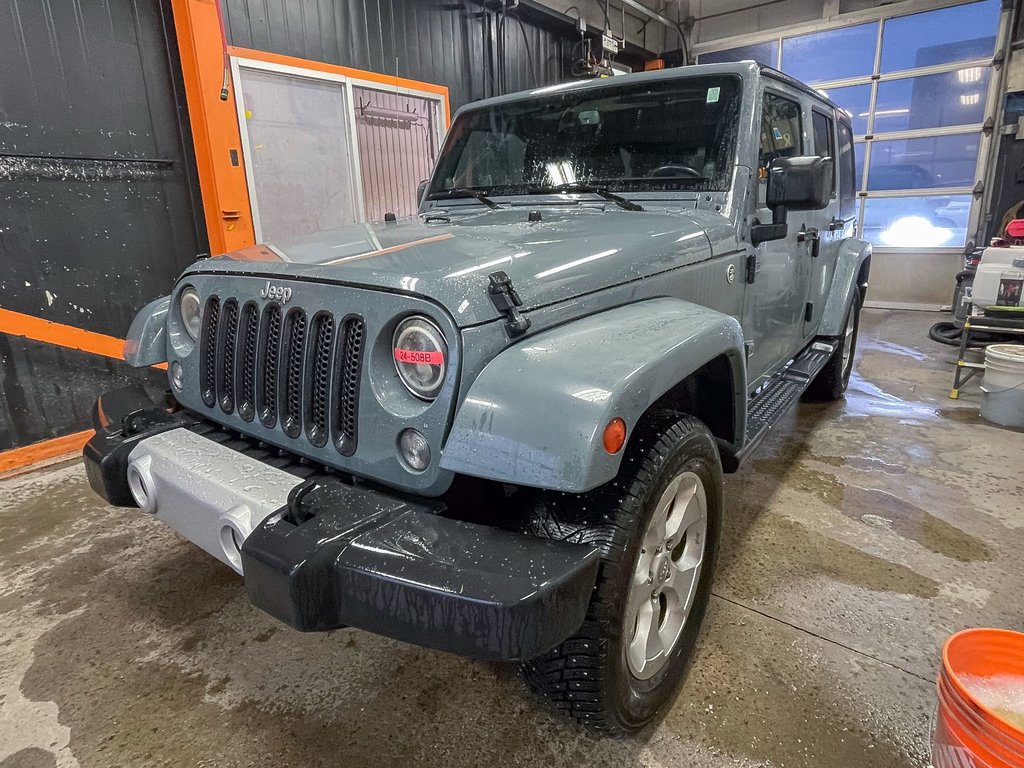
(1, 309), (1022, 767)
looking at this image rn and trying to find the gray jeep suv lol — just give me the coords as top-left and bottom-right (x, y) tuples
(84, 62), (870, 733)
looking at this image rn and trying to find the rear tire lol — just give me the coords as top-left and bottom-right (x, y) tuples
(803, 291), (861, 402)
(520, 411), (723, 733)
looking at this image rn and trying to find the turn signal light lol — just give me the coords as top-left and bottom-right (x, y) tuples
(603, 417), (627, 454)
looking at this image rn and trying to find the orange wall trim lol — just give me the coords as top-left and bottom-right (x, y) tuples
(227, 46), (452, 126)
(0, 308), (167, 371)
(0, 308), (168, 472)
(0, 308), (126, 360)
(171, 0), (255, 256)
(0, 430), (92, 474)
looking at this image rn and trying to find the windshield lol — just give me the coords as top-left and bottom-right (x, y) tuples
(428, 75), (742, 199)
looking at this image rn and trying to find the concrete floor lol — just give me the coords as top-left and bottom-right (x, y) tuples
(1, 308), (1022, 768)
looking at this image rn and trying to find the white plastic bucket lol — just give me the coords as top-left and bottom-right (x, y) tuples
(981, 344), (1024, 428)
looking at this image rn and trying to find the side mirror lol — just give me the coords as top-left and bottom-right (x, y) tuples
(751, 156), (833, 245)
(766, 155), (833, 211)
(416, 179), (429, 207)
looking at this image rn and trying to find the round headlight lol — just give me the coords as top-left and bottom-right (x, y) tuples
(179, 286), (202, 340)
(393, 316), (447, 400)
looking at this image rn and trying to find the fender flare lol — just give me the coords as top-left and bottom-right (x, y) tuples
(440, 298), (747, 493)
(819, 237), (871, 336)
(124, 296), (170, 367)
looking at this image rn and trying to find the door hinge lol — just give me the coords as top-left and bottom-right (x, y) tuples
(487, 271), (531, 337)
(745, 254), (757, 284)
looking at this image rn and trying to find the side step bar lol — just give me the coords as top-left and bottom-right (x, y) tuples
(736, 340), (838, 463)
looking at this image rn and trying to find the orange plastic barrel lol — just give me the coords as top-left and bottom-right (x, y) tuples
(934, 629), (1024, 768)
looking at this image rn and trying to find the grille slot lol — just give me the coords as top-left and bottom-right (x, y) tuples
(333, 316), (365, 456)
(236, 302), (259, 422)
(217, 299), (239, 414)
(199, 296), (220, 407)
(196, 288), (365, 457)
(280, 309), (307, 439)
(257, 303), (282, 428)
(306, 313), (335, 447)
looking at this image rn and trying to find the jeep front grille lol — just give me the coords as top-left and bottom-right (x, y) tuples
(199, 295), (365, 455)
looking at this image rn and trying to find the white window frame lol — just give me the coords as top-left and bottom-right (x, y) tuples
(694, 0), (1011, 254)
(230, 56), (448, 242)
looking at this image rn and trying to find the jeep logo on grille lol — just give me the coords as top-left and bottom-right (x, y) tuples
(259, 281), (292, 303)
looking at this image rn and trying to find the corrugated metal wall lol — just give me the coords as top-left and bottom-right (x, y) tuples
(0, 0), (638, 457)
(221, 0), (585, 110)
(354, 87), (438, 220)
(0, 0), (206, 452)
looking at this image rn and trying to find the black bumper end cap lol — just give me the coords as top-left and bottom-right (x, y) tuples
(82, 386), (191, 506)
(241, 479), (600, 661)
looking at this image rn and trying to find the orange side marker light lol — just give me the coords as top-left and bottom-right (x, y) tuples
(603, 418), (627, 454)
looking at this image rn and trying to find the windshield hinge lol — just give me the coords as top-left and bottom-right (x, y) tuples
(487, 271), (531, 337)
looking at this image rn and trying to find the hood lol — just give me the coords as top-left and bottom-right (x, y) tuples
(186, 207), (737, 327)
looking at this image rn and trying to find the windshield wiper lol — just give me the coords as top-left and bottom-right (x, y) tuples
(528, 183), (644, 212)
(427, 187), (501, 209)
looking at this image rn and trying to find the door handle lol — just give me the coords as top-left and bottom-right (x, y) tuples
(797, 227), (820, 258)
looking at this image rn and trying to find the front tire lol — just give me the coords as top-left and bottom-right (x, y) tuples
(520, 411), (723, 733)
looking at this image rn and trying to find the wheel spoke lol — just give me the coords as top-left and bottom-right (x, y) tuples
(627, 597), (659, 676)
(664, 561), (700, 616)
(646, 477), (678, 549)
(668, 477), (705, 542)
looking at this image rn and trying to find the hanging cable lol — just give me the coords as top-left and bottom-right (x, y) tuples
(512, 12), (540, 87)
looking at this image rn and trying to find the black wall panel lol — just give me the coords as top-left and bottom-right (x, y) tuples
(0, 336), (164, 452)
(222, 0), (581, 110)
(0, 0), (205, 450)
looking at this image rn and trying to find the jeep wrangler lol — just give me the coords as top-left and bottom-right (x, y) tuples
(84, 62), (870, 733)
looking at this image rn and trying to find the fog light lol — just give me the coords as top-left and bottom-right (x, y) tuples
(170, 360), (184, 391)
(398, 429), (430, 471)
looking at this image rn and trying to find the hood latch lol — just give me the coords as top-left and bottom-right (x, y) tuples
(487, 271), (530, 337)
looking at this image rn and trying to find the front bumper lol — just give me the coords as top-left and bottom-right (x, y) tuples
(83, 388), (600, 661)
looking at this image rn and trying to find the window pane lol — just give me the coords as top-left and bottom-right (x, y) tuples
(759, 94), (803, 168)
(862, 195), (972, 247)
(813, 112), (836, 196)
(354, 87), (438, 220)
(868, 134), (980, 190)
(759, 93), (802, 205)
(873, 69), (991, 133)
(700, 41), (778, 68)
(818, 84), (872, 134)
(838, 122), (856, 219)
(240, 69), (359, 242)
(781, 22), (878, 83)
(880, 0), (1001, 73)
(855, 142), (865, 190)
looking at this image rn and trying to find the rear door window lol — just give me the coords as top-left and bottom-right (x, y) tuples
(812, 110), (836, 198)
(837, 120), (857, 220)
